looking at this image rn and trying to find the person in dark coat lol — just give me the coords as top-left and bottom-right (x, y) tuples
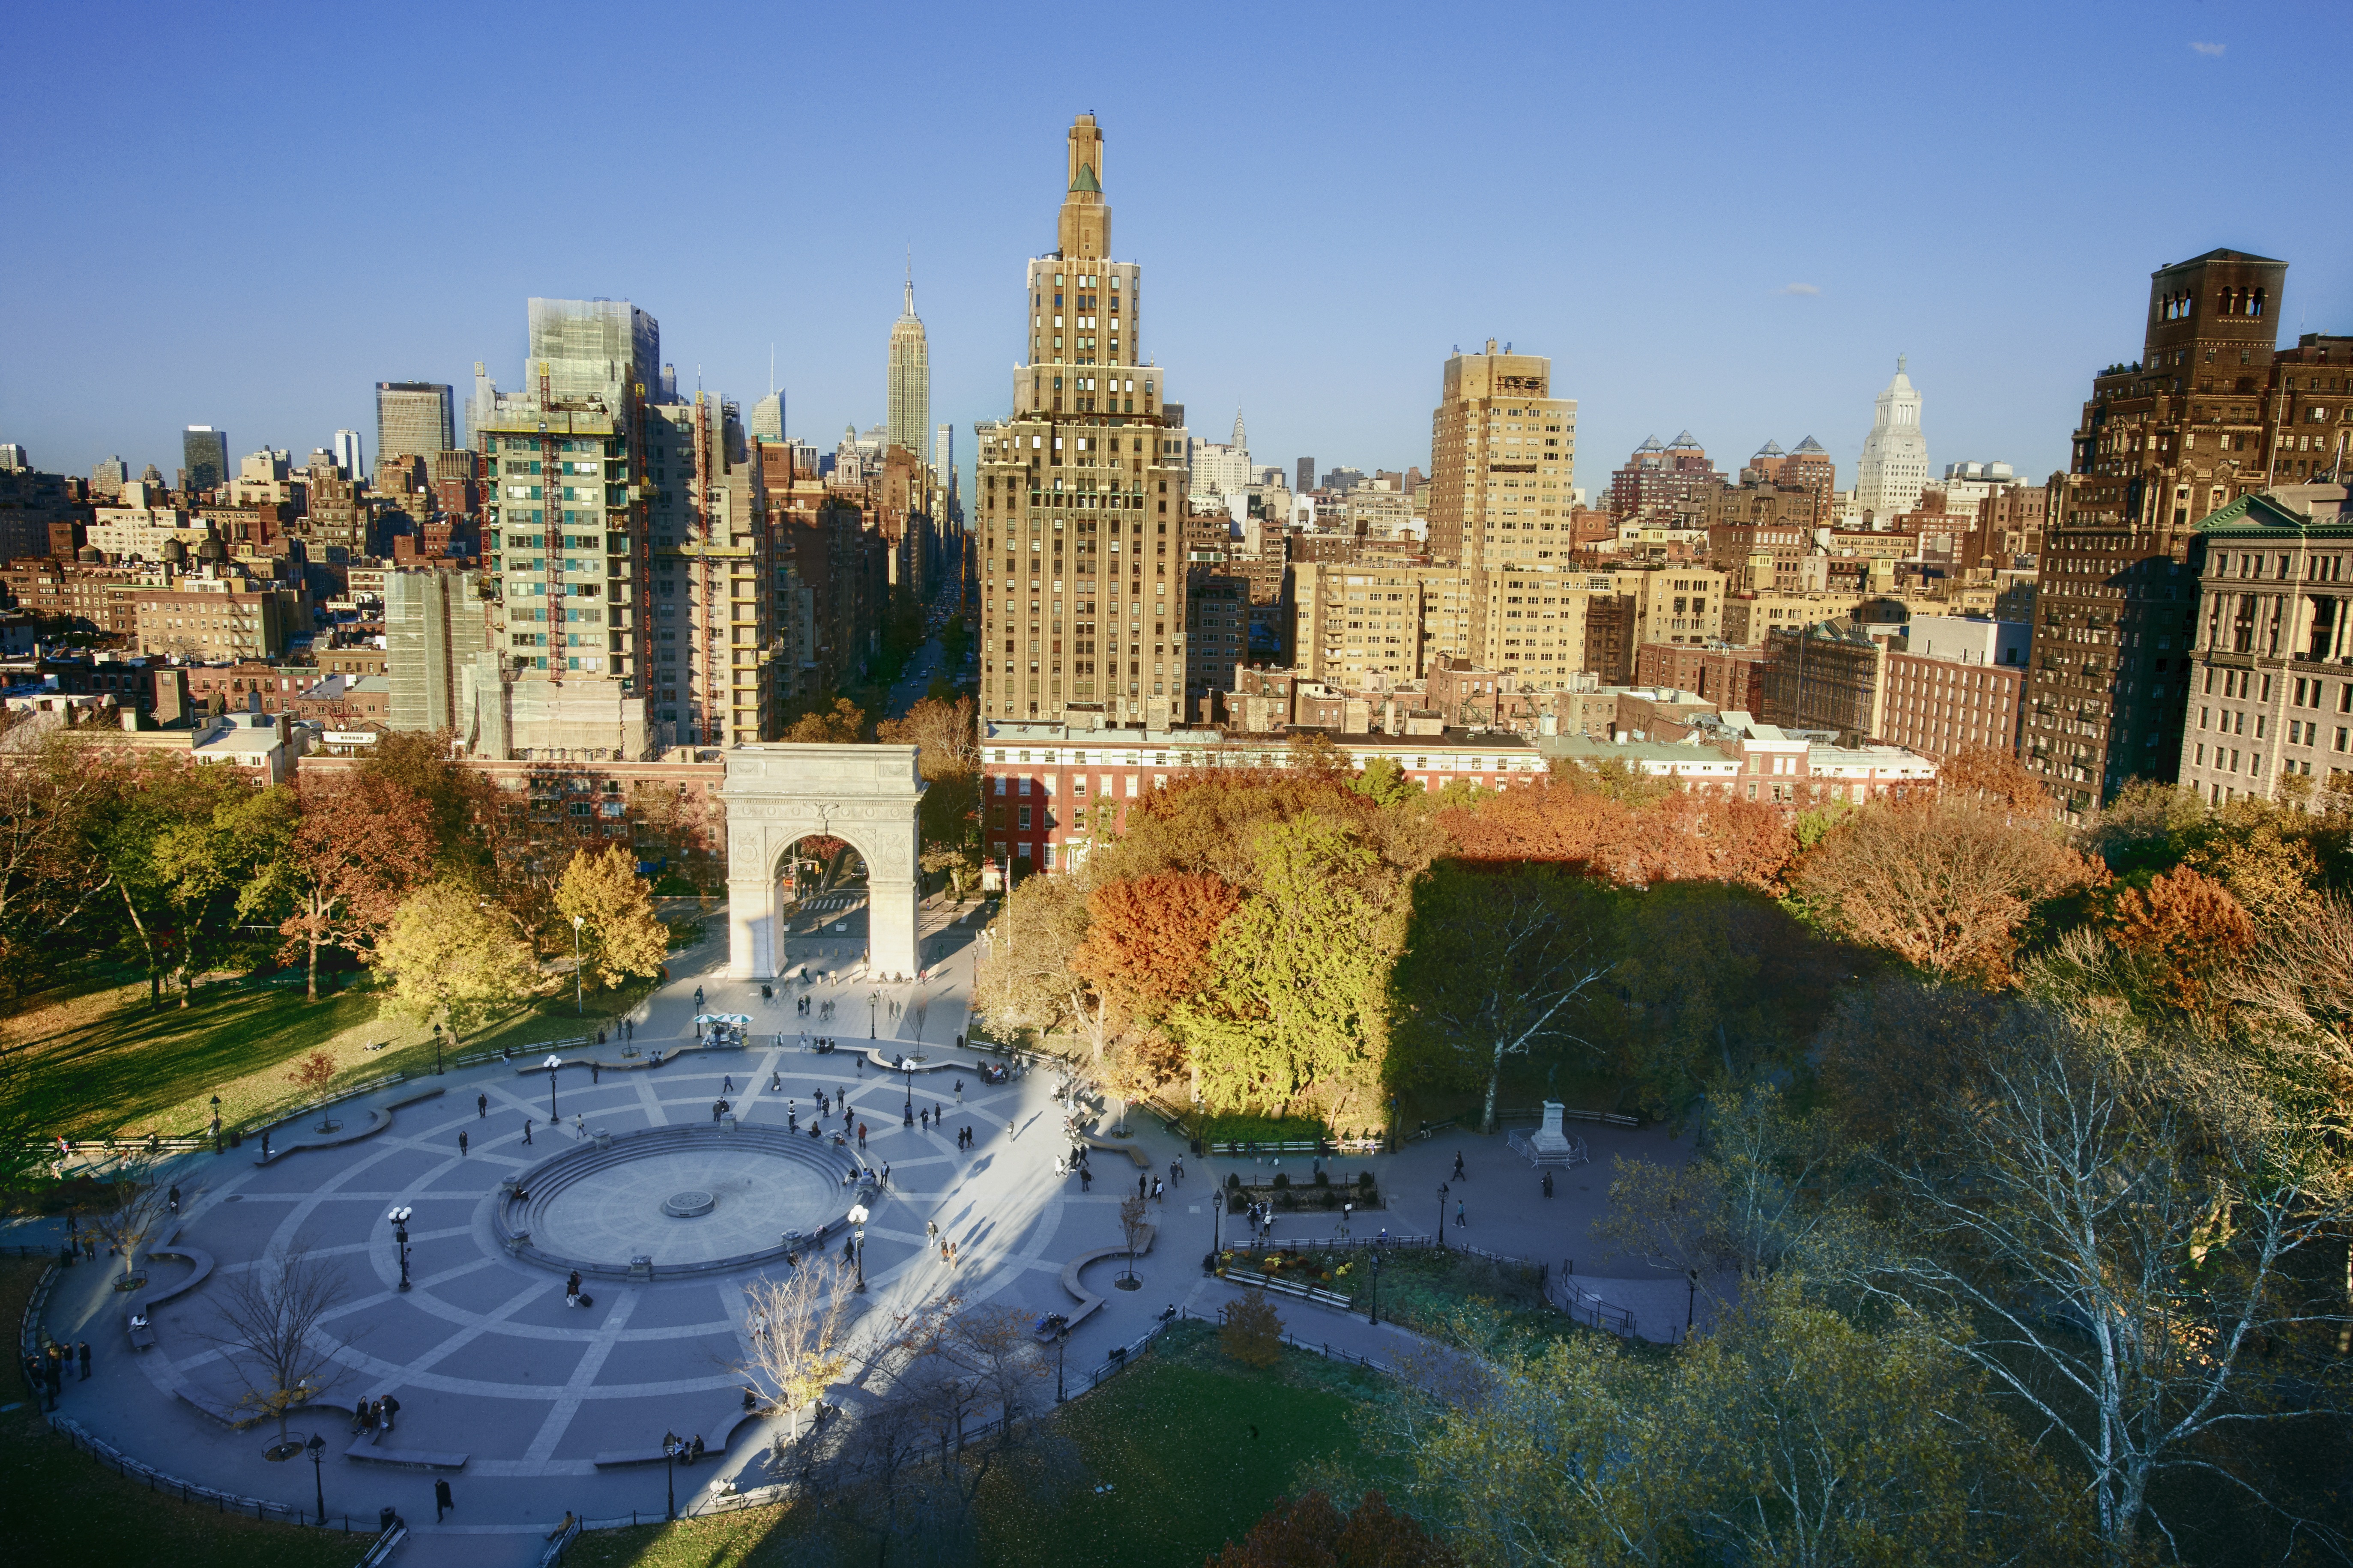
(434, 1477), (454, 1520)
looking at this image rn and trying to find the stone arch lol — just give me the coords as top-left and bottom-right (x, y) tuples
(718, 744), (924, 981)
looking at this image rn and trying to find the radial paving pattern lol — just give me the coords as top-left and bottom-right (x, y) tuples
(536, 1147), (841, 1266)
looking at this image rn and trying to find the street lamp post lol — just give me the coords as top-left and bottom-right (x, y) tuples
(1211, 1189), (1222, 1255)
(571, 915), (586, 1015)
(903, 1060), (915, 1126)
(1686, 1269), (1698, 1334)
(847, 1203), (869, 1293)
(210, 1095), (222, 1154)
(1055, 1324), (1069, 1403)
(1438, 1182), (1450, 1251)
(544, 1055), (562, 1121)
(663, 1431), (681, 1520)
(306, 1432), (326, 1524)
(1369, 1251), (1381, 1326)
(432, 1023), (443, 1076)
(389, 1206), (413, 1292)
(868, 989), (879, 1040)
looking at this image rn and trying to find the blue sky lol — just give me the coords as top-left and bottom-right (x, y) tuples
(5, 1), (2348, 502)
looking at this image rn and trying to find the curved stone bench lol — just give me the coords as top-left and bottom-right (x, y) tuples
(592, 1398), (763, 1467)
(344, 1441), (466, 1469)
(1054, 1222), (1156, 1336)
(1082, 1137), (1153, 1169)
(495, 1123), (868, 1281)
(254, 1108), (389, 1165)
(125, 1244), (215, 1349)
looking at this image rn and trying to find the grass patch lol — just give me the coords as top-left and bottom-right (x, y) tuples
(3, 960), (659, 1198)
(0, 1258), (356, 1566)
(563, 1322), (1389, 1568)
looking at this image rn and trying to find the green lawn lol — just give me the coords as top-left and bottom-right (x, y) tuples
(0, 1259), (357, 1567)
(565, 1322), (1388, 1568)
(4, 961), (659, 1168)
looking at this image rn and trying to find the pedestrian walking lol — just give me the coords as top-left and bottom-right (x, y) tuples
(1455, 1199), (1466, 1229)
(920, 1107), (930, 1132)
(591, 1063), (600, 1084)
(1152, 1177), (1164, 1202)
(260, 1130), (271, 1161)
(458, 1130), (468, 1156)
(167, 1185), (180, 1214)
(523, 1118), (534, 1146)
(1008, 1118), (1017, 1141)
(1541, 1170), (1554, 1198)
(625, 1019), (633, 1042)
(857, 1122), (867, 1150)
(1079, 1165), (1092, 1191)
(881, 1162), (891, 1187)
(954, 1079), (964, 1106)
(77, 1341), (90, 1380)
(946, 1240), (958, 1269)
(1138, 1172), (1148, 1199)
(724, 1074), (734, 1094)
(770, 1071), (782, 1092)
(575, 1114), (585, 1138)
(381, 1393), (400, 1431)
(1452, 1151), (1465, 1180)
(478, 1093), (489, 1120)
(434, 1478), (454, 1521)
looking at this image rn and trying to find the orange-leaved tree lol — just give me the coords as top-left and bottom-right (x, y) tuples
(1791, 795), (2095, 983)
(2108, 864), (2255, 1015)
(1208, 1490), (1460, 1568)
(264, 770), (434, 999)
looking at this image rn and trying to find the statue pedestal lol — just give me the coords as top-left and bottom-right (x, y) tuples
(1507, 1102), (1588, 1168)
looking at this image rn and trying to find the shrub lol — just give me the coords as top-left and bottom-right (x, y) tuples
(1320, 1190), (1339, 1210)
(1357, 1171), (1375, 1191)
(1227, 1172), (1242, 1190)
(1221, 1290), (1284, 1368)
(1314, 1168), (1330, 1186)
(1272, 1172), (1291, 1190)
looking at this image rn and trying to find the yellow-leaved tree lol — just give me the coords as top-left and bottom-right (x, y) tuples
(553, 845), (670, 989)
(376, 880), (538, 1047)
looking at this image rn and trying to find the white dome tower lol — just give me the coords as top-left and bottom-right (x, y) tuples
(1854, 356), (1928, 523)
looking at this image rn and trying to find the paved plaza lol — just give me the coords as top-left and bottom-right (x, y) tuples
(20, 890), (1695, 1565)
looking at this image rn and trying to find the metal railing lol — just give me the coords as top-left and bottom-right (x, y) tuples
(46, 1415), (374, 1533)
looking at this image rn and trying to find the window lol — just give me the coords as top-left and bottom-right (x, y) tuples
(1017, 805), (1032, 830)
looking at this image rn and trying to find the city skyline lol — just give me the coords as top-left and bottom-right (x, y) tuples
(3, 2), (2349, 500)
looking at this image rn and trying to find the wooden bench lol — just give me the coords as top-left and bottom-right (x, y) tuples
(344, 1440), (467, 1469)
(1223, 1267), (1354, 1313)
(1083, 1137), (1153, 1169)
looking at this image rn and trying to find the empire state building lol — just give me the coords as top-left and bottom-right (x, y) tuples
(975, 114), (1189, 728)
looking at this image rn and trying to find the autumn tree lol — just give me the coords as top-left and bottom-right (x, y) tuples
(376, 879), (538, 1046)
(1389, 864), (1615, 1133)
(2105, 863), (2255, 1014)
(1937, 742), (2055, 815)
(1209, 1491), (1461, 1568)
(0, 722), (127, 997)
(252, 769), (434, 999)
(2177, 795), (2323, 928)
(148, 773), (294, 1003)
(1220, 1289), (1283, 1368)
(877, 693), (979, 777)
(1790, 794), (2093, 981)
(356, 729), (481, 872)
(736, 1252), (853, 1448)
(781, 697), (866, 744)
(284, 1049), (339, 1129)
(881, 695), (980, 882)
(1173, 815), (1409, 1122)
(1070, 871), (1240, 1100)
(553, 844), (668, 989)
(973, 872), (1100, 1051)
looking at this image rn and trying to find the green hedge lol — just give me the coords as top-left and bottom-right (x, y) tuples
(1200, 1113), (1326, 1144)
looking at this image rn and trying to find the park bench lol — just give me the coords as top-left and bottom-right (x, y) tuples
(343, 1440), (467, 1469)
(1053, 1222), (1157, 1335)
(1082, 1137), (1152, 1168)
(126, 1244), (215, 1349)
(1222, 1267), (1354, 1313)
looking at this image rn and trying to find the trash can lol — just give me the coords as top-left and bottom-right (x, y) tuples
(1190, 1137), (1203, 1156)
(379, 1506), (399, 1534)
(228, 1129), (242, 1149)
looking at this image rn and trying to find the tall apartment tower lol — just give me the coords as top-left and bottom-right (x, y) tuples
(751, 391), (785, 441)
(181, 427), (229, 494)
(2020, 248), (2307, 817)
(332, 430), (363, 480)
(1297, 457), (1315, 495)
(385, 567), (489, 734)
(646, 391), (779, 750)
(974, 113), (1190, 727)
(1425, 341), (1578, 568)
(472, 297), (660, 759)
(1853, 359), (1929, 522)
(376, 382), (457, 462)
(888, 275), (931, 462)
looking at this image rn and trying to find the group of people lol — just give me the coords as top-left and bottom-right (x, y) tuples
(351, 1392), (401, 1439)
(24, 1341), (88, 1409)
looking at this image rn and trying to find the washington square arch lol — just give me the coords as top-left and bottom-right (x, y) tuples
(719, 742), (925, 980)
